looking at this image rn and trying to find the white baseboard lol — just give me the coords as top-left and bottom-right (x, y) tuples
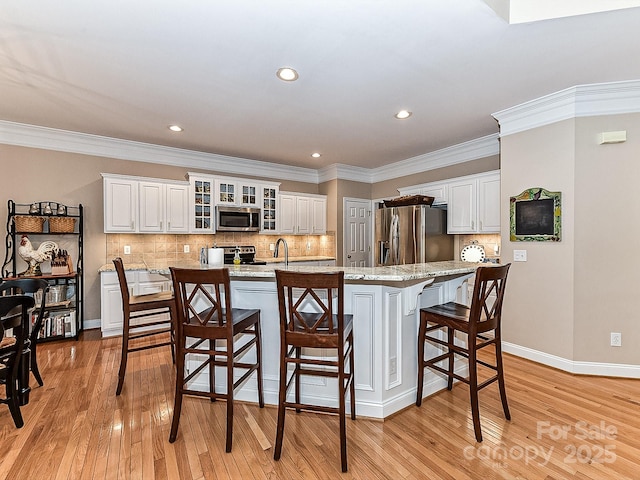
(83, 318), (101, 331)
(503, 342), (640, 378)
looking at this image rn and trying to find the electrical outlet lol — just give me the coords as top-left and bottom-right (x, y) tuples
(123, 245), (131, 255)
(389, 357), (397, 375)
(269, 243), (275, 251)
(610, 332), (622, 347)
(183, 244), (190, 253)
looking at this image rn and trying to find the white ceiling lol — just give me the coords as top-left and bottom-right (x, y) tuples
(1, 1), (640, 171)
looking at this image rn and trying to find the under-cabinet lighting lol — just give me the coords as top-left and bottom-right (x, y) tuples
(168, 125), (183, 132)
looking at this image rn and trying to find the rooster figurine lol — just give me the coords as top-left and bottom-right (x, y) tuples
(18, 235), (59, 276)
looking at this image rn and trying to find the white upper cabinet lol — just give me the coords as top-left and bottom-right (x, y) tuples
(138, 181), (164, 232)
(447, 171), (500, 234)
(240, 183), (259, 207)
(103, 174), (189, 233)
(447, 179), (476, 233)
(104, 172), (279, 235)
(295, 196), (312, 234)
(398, 180), (448, 205)
(278, 193), (296, 234)
(214, 177), (262, 207)
(189, 174), (215, 233)
(397, 170), (500, 234)
(165, 183), (190, 233)
(261, 185), (279, 232)
(311, 196), (327, 234)
(279, 192), (327, 235)
(421, 182), (449, 205)
(104, 176), (137, 232)
(477, 173), (501, 233)
(215, 179), (238, 206)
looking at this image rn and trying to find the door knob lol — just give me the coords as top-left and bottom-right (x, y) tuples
(347, 255), (352, 258)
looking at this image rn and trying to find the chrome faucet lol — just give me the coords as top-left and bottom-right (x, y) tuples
(274, 238), (289, 267)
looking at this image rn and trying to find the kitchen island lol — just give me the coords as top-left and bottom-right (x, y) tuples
(99, 261), (478, 418)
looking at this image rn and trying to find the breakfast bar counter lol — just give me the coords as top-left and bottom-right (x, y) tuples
(99, 261), (478, 418)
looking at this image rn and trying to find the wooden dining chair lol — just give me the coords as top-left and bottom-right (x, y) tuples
(0, 295), (35, 428)
(274, 270), (355, 472)
(416, 263), (511, 442)
(0, 278), (49, 386)
(113, 257), (175, 396)
(169, 267), (264, 452)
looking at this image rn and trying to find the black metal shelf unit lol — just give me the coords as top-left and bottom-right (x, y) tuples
(2, 200), (83, 341)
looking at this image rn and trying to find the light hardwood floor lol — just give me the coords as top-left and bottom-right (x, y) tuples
(1, 329), (639, 479)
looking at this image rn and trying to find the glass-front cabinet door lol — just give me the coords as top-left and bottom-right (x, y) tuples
(241, 184), (258, 206)
(262, 185), (278, 232)
(189, 175), (214, 232)
(216, 180), (237, 205)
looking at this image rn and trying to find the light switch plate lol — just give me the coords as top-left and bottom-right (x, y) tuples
(513, 250), (527, 262)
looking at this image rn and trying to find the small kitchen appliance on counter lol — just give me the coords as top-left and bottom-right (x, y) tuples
(222, 246), (267, 265)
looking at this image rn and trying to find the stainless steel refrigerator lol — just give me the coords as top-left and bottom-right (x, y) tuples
(375, 204), (454, 266)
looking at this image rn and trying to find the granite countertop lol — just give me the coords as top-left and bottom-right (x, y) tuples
(256, 255), (336, 264)
(99, 260), (480, 283)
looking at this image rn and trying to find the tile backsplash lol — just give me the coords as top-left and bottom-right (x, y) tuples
(455, 233), (501, 261)
(106, 232), (336, 264)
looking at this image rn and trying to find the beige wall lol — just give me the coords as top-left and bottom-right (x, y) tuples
(573, 113), (640, 363)
(0, 144), (319, 323)
(372, 155), (500, 199)
(500, 113), (640, 364)
(500, 120), (576, 359)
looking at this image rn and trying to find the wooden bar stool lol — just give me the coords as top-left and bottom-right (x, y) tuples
(416, 264), (511, 442)
(113, 257), (175, 396)
(274, 270), (355, 472)
(169, 267), (263, 452)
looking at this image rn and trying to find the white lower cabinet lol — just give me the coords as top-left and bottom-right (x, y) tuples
(100, 270), (172, 337)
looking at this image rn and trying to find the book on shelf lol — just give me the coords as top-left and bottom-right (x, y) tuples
(35, 309), (76, 339)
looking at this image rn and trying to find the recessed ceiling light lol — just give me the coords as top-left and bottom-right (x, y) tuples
(276, 67), (299, 82)
(311, 152), (322, 158)
(168, 125), (183, 132)
(395, 110), (412, 119)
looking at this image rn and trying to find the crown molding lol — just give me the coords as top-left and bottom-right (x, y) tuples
(369, 134), (500, 183)
(317, 164), (374, 183)
(0, 119), (497, 185)
(0, 120), (318, 184)
(493, 79), (640, 136)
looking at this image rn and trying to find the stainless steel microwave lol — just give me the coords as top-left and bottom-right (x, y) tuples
(216, 206), (261, 232)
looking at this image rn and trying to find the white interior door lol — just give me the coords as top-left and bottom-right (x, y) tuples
(344, 198), (371, 267)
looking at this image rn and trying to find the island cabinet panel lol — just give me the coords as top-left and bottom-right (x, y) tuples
(99, 261), (475, 418)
